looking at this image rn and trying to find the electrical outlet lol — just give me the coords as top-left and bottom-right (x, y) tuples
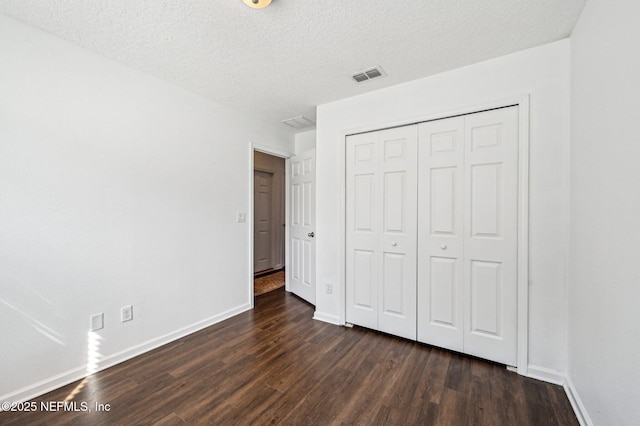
(325, 282), (333, 294)
(90, 313), (104, 331)
(121, 305), (133, 322)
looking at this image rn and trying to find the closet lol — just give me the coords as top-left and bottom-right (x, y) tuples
(346, 106), (519, 366)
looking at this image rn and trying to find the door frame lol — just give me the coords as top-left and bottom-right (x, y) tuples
(249, 144), (292, 309)
(339, 95), (530, 374)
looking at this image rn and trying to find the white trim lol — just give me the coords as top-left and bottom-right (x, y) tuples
(284, 158), (291, 292)
(313, 311), (342, 325)
(525, 364), (565, 386)
(249, 145), (256, 308)
(341, 96), (527, 137)
(339, 132), (347, 324)
(339, 95), (530, 373)
(253, 144), (292, 159)
(516, 95), (530, 375)
(0, 303), (251, 405)
(564, 375), (592, 426)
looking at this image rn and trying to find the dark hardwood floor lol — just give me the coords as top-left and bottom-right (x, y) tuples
(1, 288), (578, 425)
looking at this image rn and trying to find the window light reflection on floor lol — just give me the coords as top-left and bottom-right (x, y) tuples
(64, 331), (103, 402)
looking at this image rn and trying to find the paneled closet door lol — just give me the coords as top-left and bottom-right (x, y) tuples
(417, 117), (465, 352)
(377, 126), (418, 339)
(417, 106), (519, 366)
(346, 126), (418, 340)
(346, 131), (379, 331)
(463, 107), (518, 366)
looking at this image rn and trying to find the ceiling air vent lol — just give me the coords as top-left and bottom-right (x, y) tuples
(352, 66), (386, 83)
(282, 115), (315, 129)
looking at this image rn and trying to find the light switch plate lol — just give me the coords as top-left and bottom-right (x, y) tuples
(121, 305), (133, 322)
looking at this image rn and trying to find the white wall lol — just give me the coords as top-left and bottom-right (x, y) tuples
(0, 15), (293, 400)
(569, 0), (640, 424)
(315, 40), (571, 375)
(294, 130), (317, 154)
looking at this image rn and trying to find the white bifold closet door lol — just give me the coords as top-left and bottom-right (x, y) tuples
(346, 126), (418, 340)
(417, 107), (519, 366)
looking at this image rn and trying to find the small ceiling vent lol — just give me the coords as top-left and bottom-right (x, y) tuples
(352, 66), (386, 83)
(282, 115), (315, 129)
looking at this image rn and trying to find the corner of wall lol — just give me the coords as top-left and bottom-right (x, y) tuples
(294, 130), (317, 154)
(563, 375), (593, 426)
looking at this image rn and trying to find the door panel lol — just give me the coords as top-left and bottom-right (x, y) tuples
(353, 250), (375, 307)
(378, 127), (417, 340)
(383, 171), (405, 232)
(430, 167), (456, 235)
(418, 117), (465, 352)
(470, 260), (502, 336)
(291, 237), (300, 282)
(382, 252), (405, 314)
(254, 170), (273, 273)
(429, 257), (457, 327)
(346, 132), (380, 329)
(354, 174), (375, 231)
(463, 107), (518, 366)
(346, 126), (417, 340)
(289, 149), (316, 304)
(470, 163), (501, 237)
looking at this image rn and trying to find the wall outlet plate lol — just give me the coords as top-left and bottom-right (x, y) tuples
(325, 283), (333, 294)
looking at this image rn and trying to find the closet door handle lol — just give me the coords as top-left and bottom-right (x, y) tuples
(440, 244), (447, 250)
(392, 242), (397, 247)
(308, 232), (315, 238)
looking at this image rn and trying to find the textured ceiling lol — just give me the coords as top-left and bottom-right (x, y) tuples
(0, 0), (585, 132)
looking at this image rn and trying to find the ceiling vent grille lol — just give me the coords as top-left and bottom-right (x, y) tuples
(282, 115), (315, 129)
(352, 66), (386, 83)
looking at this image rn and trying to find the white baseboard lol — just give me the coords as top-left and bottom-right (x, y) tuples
(526, 364), (565, 386)
(0, 303), (252, 406)
(312, 311), (342, 325)
(564, 375), (592, 426)
(524, 366), (591, 426)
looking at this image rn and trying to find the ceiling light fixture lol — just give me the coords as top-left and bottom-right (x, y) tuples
(242, 0), (272, 9)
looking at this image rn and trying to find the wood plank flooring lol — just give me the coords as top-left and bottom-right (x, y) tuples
(0, 288), (578, 425)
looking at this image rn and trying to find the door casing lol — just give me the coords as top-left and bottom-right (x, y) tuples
(249, 144), (291, 309)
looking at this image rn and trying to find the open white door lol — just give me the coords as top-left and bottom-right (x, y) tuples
(289, 149), (316, 304)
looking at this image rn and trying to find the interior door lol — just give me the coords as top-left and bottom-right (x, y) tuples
(254, 170), (273, 273)
(346, 126), (418, 340)
(463, 107), (518, 366)
(345, 131), (379, 330)
(417, 116), (465, 352)
(289, 149), (316, 304)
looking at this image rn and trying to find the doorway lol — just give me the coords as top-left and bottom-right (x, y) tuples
(253, 151), (286, 296)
